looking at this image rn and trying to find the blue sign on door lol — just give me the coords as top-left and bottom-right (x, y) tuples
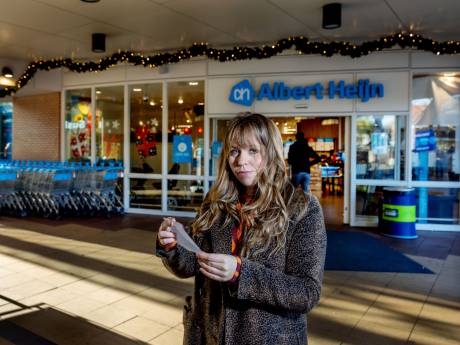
(414, 129), (436, 152)
(173, 135), (192, 163)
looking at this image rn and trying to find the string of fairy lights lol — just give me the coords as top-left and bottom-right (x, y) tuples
(1, 32), (459, 98)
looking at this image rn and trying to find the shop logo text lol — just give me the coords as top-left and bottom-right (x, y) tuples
(229, 79), (384, 106)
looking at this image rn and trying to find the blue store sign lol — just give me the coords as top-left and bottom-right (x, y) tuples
(229, 79), (384, 106)
(173, 135), (193, 163)
(414, 129), (436, 152)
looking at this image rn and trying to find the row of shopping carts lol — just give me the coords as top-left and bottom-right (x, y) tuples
(0, 160), (124, 219)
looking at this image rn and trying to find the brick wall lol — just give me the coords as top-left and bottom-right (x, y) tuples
(12, 92), (61, 161)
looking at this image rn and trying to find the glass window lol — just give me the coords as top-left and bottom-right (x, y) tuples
(0, 102), (13, 160)
(411, 74), (460, 182)
(355, 185), (460, 225)
(64, 89), (91, 162)
(167, 179), (203, 212)
(96, 86), (124, 164)
(415, 187), (459, 224)
(168, 81), (204, 176)
(130, 84), (162, 174)
(356, 115), (405, 180)
(210, 118), (230, 177)
(355, 185), (384, 218)
(129, 178), (162, 209)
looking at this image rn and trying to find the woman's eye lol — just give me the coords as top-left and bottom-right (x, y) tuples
(230, 149), (239, 156)
(249, 148), (258, 154)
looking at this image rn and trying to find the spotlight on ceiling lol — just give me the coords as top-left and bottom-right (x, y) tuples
(2, 67), (13, 78)
(92, 33), (106, 53)
(81, 0), (100, 3)
(322, 3), (342, 30)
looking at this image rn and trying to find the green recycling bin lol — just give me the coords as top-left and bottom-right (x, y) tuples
(380, 187), (417, 239)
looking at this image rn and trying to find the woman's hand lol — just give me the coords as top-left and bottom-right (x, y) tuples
(196, 252), (238, 282)
(157, 217), (177, 251)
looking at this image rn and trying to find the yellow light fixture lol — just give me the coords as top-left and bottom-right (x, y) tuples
(178, 97), (184, 104)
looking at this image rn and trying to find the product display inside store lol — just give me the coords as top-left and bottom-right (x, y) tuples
(129, 81), (205, 212)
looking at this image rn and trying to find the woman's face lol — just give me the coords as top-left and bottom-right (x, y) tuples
(228, 136), (264, 194)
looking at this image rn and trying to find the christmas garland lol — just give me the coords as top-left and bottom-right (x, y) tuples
(1, 32), (459, 98)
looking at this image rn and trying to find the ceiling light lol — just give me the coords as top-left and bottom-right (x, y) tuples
(178, 97), (184, 104)
(149, 101), (155, 106)
(133, 88), (142, 92)
(96, 90), (102, 94)
(81, 0), (100, 3)
(197, 102), (204, 106)
(2, 67), (13, 78)
(188, 81), (199, 86)
(322, 3), (341, 30)
(321, 119), (339, 125)
(92, 33), (106, 53)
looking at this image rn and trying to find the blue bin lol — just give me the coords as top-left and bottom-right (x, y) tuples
(380, 187), (417, 239)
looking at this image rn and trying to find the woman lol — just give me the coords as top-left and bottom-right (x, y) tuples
(156, 113), (326, 345)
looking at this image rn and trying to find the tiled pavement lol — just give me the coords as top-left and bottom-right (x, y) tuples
(0, 215), (459, 345)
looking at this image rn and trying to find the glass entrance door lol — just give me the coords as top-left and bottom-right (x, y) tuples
(210, 115), (350, 226)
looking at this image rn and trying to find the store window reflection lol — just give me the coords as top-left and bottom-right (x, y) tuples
(0, 102), (12, 160)
(96, 86), (123, 164)
(412, 74), (460, 182)
(414, 187), (459, 224)
(210, 118), (230, 177)
(65, 89), (91, 162)
(355, 185), (384, 218)
(129, 84), (162, 174)
(167, 179), (203, 212)
(355, 115), (405, 180)
(167, 81), (205, 176)
(129, 178), (161, 209)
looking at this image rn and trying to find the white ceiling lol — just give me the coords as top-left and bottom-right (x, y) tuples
(0, 0), (459, 62)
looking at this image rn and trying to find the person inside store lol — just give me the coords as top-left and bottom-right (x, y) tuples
(287, 131), (321, 192)
(156, 112), (326, 345)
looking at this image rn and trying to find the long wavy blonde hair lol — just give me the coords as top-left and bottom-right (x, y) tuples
(192, 113), (303, 257)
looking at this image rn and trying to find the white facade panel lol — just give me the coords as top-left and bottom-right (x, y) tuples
(356, 71), (409, 112)
(208, 51), (410, 76)
(63, 66), (126, 86)
(17, 70), (62, 96)
(62, 61), (208, 87)
(34, 70), (62, 91)
(411, 52), (460, 68)
(126, 60), (207, 81)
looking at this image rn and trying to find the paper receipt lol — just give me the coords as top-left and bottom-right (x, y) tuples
(171, 222), (201, 253)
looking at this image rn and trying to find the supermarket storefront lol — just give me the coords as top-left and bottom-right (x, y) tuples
(61, 51), (460, 230)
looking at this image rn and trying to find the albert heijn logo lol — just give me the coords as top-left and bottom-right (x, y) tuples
(229, 79), (255, 106)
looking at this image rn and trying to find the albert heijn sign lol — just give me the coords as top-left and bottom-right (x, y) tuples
(229, 79), (384, 106)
